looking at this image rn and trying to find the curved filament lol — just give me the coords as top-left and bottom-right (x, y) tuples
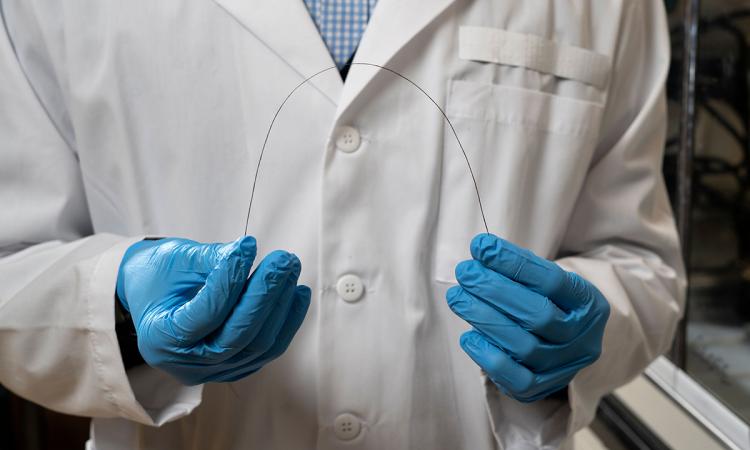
(243, 62), (489, 236)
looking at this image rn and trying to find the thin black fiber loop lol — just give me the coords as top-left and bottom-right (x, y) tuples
(243, 62), (489, 236)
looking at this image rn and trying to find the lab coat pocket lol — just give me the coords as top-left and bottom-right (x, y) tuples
(458, 26), (611, 91)
(433, 78), (605, 284)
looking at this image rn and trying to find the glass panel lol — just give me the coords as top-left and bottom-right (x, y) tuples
(666, 0), (750, 423)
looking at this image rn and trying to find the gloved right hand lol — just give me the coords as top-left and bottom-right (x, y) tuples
(116, 236), (310, 385)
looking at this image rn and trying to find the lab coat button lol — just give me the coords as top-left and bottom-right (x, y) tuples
(333, 413), (361, 440)
(336, 274), (364, 302)
(335, 126), (361, 153)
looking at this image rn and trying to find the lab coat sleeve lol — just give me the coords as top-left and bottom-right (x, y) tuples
(0, 4), (200, 425)
(483, 0), (685, 446)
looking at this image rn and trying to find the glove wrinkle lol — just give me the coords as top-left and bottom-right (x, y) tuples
(449, 233), (611, 402)
(116, 236), (311, 385)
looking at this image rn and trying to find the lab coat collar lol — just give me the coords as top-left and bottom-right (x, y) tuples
(212, 0), (457, 121)
(335, 0), (457, 120)
(211, 0), (342, 104)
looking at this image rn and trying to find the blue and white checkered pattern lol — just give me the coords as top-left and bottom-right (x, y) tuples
(304, 0), (378, 69)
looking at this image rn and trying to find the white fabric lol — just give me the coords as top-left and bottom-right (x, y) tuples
(0, 0), (683, 449)
(458, 26), (611, 89)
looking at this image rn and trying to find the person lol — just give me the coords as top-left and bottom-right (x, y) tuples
(0, 0), (685, 448)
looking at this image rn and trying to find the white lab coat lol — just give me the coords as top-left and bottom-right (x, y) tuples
(0, 0), (684, 448)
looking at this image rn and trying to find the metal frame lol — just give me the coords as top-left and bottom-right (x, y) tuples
(646, 356), (749, 450)
(668, 0), (700, 368)
(597, 395), (672, 450)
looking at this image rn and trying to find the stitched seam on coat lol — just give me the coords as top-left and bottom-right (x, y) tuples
(446, 111), (599, 140)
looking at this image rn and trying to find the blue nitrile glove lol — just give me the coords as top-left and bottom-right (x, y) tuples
(116, 236), (311, 385)
(446, 234), (610, 402)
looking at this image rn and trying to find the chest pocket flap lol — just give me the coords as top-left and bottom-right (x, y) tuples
(459, 26), (611, 89)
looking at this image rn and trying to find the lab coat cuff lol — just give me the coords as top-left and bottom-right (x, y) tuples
(483, 253), (650, 449)
(554, 256), (609, 435)
(553, 253), (676, 437)
(482, 373), (573, 449)
(87, 236), (203, 426)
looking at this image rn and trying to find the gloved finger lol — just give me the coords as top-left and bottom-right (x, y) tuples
(454, 261), (581, 343)
(116, 237), (255, 308)
(250, 285), (311, 364)
(461, 330), (593, 403)
(225, 268), (298, 359)
(207, 286), (312, 383)
(169, 237), (258, 343)
(460, 330), (583, 402)
(214, 283), (307, 366)
(202, 250), (301, 356)
(177, 236), (257, 274)
(470, 233), (589, 312)
(175, 273), (296, 364)
(509, 361), (588, 403)
(447, 286), (580, 371)
(459, 330), (536, 399)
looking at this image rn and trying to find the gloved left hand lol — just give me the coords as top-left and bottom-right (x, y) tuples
(446, 233), (610, 402)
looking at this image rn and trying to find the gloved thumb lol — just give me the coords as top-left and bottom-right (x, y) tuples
(183, 236), (257, 274)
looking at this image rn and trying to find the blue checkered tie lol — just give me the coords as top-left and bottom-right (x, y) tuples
(304, 0), (378, 69)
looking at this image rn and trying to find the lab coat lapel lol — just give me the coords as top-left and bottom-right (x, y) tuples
(211, 0), (342, 104)
(335, 0), (458, 120)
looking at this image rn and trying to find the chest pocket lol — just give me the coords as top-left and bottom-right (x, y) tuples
(459, 26), (611, 91)
(432, 26), (611, 284)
